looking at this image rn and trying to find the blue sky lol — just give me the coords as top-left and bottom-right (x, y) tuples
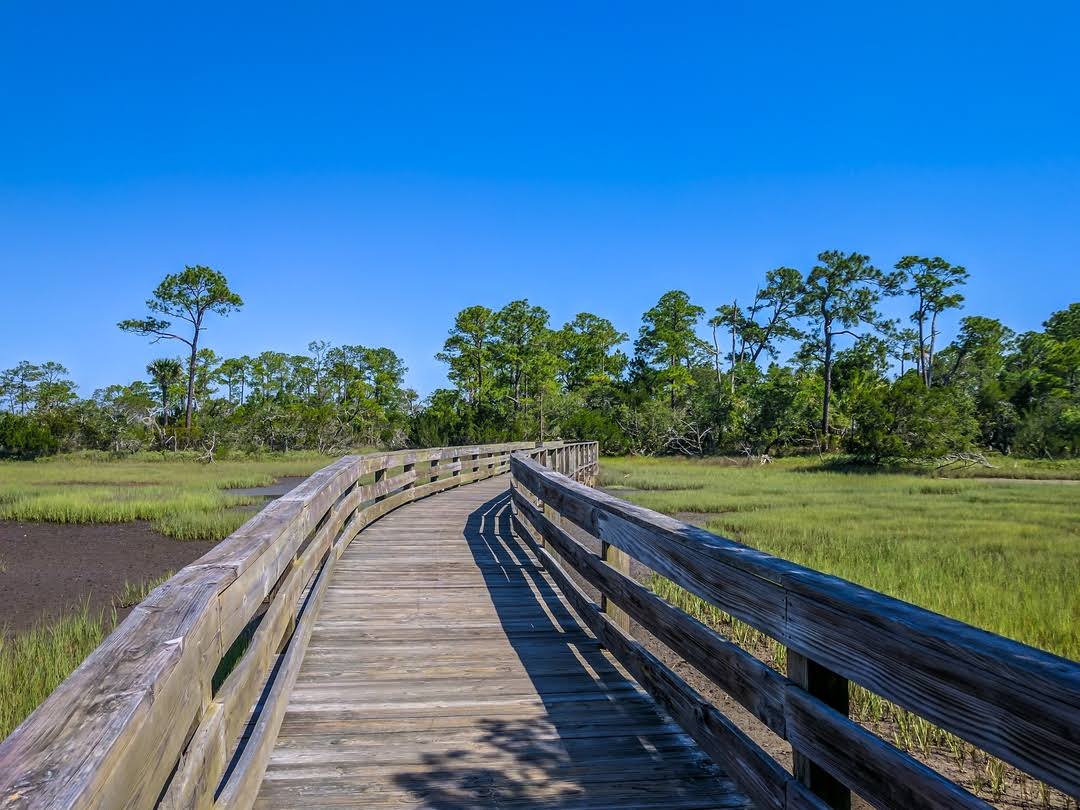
(2, 2), (1078, 396)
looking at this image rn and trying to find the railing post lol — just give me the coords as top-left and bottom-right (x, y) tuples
(471, 452), (480, 477)
(788, 651), (851, 809)
(373, 466), (386, 504)
(452, 454), (460, 481)
(403, 461), (415, 495)
(429, 457), (439, 485)
(600, 541), (631, 633)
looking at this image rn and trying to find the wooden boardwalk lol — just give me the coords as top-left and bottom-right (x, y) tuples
(7, 443), (1077, 810)
(255, 476), (749, 809)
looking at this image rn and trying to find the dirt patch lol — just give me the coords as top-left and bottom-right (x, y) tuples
(0, 521), (217, 635)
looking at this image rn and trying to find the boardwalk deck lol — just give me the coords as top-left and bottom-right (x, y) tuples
(255, 476), (750, 809)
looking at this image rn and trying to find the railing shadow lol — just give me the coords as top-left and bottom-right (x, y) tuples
(392, 488), (730, 808)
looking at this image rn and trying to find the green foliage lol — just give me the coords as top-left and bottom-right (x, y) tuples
(119, 265), (244, 430)
(5, 250), (1078, 462)
(634, 290), (705, 407)
(896, 255), (969, 387)
(845, 373), (978, 462)
(0, 412), (60, 458)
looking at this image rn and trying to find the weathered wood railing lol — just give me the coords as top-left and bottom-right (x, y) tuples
(0, 441), (595, 810)
(510, 454), (1080, 810)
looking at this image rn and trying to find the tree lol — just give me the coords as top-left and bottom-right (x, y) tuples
(846, 374), (977, 462)
(707, 302), (742, 391)
(119, 265), (243, 430)
(31, 362), (77, 411)
(216, 357), (250, 404)
(146, 358), (183, 429)
(741, 267), (804, 365)
(436, 306), (496, 410)
(635, 291), (705, 408)
(493, 300), (553, 418)
(895, 256), (968, 387)
(798, 250), (902, 450)
(557, 313), (627, 390)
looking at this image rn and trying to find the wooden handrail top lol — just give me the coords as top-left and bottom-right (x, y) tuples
(510, 453), (1080, 807)
(0, 441), (597, 810)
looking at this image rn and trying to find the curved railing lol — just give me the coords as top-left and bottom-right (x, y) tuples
(510, 453), (1080, 810)
(0, 441), (597, 810)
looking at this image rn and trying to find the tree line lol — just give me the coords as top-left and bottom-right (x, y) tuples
(2, 258), (1077, 460)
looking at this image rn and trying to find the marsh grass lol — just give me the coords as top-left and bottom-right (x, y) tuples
(0, 452), (336, 540)
(113, 571), (173, 609)
(0, 564), (207, 740)
(0, 604), (110, 738)
(604, 456), (1080, 659)
(627, 455), (1078, 806)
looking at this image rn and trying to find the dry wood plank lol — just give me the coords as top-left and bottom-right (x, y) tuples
(512, 453), (1080, 800)
(513, 489), (787, 736)
(214, 549), (336, 809)
(513, 509), (816, 810)
(0, 444), (578, 810)
(256, 474), (747, 809)
(784, 685), (990, 809)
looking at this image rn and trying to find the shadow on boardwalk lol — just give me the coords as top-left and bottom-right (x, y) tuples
(392, 490), (746, 809)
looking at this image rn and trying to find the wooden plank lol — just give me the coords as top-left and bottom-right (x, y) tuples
(0, 443), (575, 810)
(787, 651), (849, 809)
(512, 490), (787, 736)
(784, 686), (990, 810)
(256, 473), (747, 809)
(512, 459), (790, 638)
(214, 549), (336, 809)
(512, 453), (1080, 800)
(783, 578), (1080, 796)
(512, 510), (817, 810)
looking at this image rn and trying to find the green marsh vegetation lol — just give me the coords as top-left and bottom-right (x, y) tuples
(0, 572), (176, 739)
(0, 451), (335, 540)
(604, 454), (1079, 806)
(0, 605), (109, 738)
(0, 452), (338, 739)
(601, 455), (1079, 659)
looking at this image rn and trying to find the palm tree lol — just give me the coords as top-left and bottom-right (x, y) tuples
(146, 358), (183, 428)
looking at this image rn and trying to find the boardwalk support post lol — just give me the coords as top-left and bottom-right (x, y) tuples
(788, 651), (852, 809)
(373, 466), (386, 503)
(600, 541), (632, 633)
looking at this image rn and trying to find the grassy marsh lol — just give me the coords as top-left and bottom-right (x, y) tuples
(0, 452), (335, 540)
(600, 455), (1080, 660)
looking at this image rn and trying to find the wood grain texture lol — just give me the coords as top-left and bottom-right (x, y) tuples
(0, 443), (580, 810)
(512, 507), (820, 810)
(512, 489), (787, 736)
(783, 686), (990, 810)
(511, 454), (1080, 800)
(255, 475), (748, 809)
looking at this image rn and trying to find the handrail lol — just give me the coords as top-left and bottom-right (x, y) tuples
(510, 453), (1080, 810)
(0, 441), (596, 810)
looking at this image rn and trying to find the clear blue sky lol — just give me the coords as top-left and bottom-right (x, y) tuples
(2, 2), (1078, 396)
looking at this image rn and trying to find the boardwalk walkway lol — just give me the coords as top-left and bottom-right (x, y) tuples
(255, 476), (749, 809)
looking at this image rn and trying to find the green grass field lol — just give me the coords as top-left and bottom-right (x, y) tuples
(0, 452), (342, 738)
(0, 451), (337, 540)
(599, 455), (1080, 661)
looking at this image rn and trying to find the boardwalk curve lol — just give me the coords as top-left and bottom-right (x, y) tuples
(256, 476), (747, 808)
(0, 440), (1078, 810)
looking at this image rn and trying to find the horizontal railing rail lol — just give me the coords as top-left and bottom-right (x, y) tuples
(0, 441), (595, 810)
(510, 453), (1080, 810)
